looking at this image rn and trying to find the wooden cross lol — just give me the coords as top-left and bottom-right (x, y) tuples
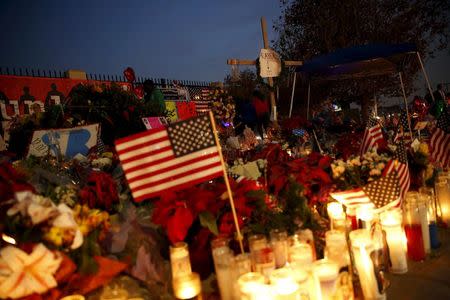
(227, 17), (303, 124)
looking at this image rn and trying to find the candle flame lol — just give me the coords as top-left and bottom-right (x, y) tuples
(2, 234), (16, 245)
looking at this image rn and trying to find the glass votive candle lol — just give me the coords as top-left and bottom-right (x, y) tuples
(238, 272), (267, 300)
(254, 247), (276, 279)
(212, 246), (233, 300)
(420, 186), (441, 249)
(270, 229), (288, 268)
(289, 242), (313, 269)
(170, 242), (192, 279)
(380, 209), (408, 274)
(232, 253), (253, 299)
(172, 272), (202, 300)
(349, 230), (386, 300)
(270, 268), (300, 300)
(294, 229), (317, 260)
(356, 203), (375, 229)
(248, 234), (268, 270)
(312, 259), (339, 300)
(60, 296), (85, 300)
(435, 180), (450, 226)
(325, 230), (350, 270)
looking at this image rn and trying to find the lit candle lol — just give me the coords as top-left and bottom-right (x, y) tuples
(238, 272), (273, 300)
(232, 254), (252, 300)
(60, 296), (85, 300)
(312, 259), (339, 300)
(270, 268), (300, 300)
(356, 203), (375, 229)
(350, 229), (386, 300)
(435, 179), (450, 226)
(289, 242), (313, 271)
(324, 230), (350, 270)
(212, 247), (233, 300)
(293, 229), (317, 260)
(270, 229), (288, 268)
(380, 209), (408, 274)
(170, 242), (192, 279)
(172, 272), (202, 299)
(99, 288), (128, 300)
(248, 234), (268, 271)
(327, 202), (345, 230)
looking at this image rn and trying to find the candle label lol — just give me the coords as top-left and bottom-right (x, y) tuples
(171, 259), (192, 278)
(369, 249), (388, 294)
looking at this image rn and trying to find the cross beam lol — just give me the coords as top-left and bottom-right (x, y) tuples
(227, 17), (303, 125)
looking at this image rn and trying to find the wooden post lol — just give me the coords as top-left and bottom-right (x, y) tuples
(209, 111), (245, 253)
(261, 17), (277, 124)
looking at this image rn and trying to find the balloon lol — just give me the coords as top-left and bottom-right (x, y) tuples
(134, 85), (144, 99)
(123, 67), (136, 83)
(412, 96), (429, 120)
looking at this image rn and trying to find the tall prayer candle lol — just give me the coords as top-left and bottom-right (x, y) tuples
(270, 268), (300, 300)
(172, 272), (202, 299)
(380, 210), (408, 274)
(170, 242), (192, 279)
(327, 202), (345, 230)
(211, 240), (233, 300)
(289, 242), (313, 271)
(356, 204), (375, 229)
(312, 259), (339, 300)
(270, 229), (288, 268)
(238, 272), (273, 300)
(350, 230), (386, 300)
(435, 179), (450, 225)
(324, 230), (350, 270)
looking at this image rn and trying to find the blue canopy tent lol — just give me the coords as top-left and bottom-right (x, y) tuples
(289, 43), (435, 129)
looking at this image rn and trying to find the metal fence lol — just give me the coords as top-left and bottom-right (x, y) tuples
(0, 66), (211, 87)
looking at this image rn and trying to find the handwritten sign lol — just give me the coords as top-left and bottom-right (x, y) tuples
(27, 124), (99, 158)
(259, 49), (281, 78)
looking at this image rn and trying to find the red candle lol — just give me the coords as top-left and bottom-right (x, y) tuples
(404, 224), (426, 261)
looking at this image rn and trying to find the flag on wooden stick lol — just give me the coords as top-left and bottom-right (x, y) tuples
(330, 173), (401, 212)
(394, 110), (412, 143)
(383, 139), (410, 201)
(429, 109), (450, 168)
(115, 115), (223, 202)
(360, 113), (384, 156)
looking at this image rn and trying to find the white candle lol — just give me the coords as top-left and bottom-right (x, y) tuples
(325, 230), (350, 270)
(356, 203), (375, 229)
(212, 247), (233, 300)
(238, 272), (273, 300)
(170, 242), (192, 279)
(289, 242), (313, 271)
(270, 229), (288, 268)
(436, 180), (450, 225)
(172, 272), (202, 299)
(327, 202), (345, 230)
(270, 268), (300, 300)
(380, 210), (408, 274)
(417, 194), (431, 254)
(312, 259), (339, 300)
(350, 230), (386, 300)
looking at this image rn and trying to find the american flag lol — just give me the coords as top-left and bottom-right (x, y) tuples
(430, 109), (450, 168)
(360, 113), (384, 156)
(330, 172), (401, 212)
(383, 139), (410, 201)
(115, 114), (223, 202)
(394, 111), (412, 143)
(188, 87), (212, 114)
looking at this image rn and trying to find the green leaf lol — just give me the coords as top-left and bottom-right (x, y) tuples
(199, 211), (219, 235)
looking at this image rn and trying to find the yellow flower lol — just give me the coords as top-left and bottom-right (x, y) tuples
(418, 143), (429, 155)
(44, 227), (64, 246)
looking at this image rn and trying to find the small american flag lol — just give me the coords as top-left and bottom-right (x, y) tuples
(360, 113), (384, 156)
(115, 114), (223, 202)
(394, 111), (412, 143)
(383, 139), (410, 201)
(188, 87), (212, 114)
(330, 173), (401, 212)
(430, 109), (450, 168)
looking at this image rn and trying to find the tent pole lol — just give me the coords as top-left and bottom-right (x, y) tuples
(398, 71), (414, 138)
(416, 52), (435, 102)
(307, 81), (311, 120)
(289, 72), (297, 118)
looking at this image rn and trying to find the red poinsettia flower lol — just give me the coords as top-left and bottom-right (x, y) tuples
(78, 171), (119, 210)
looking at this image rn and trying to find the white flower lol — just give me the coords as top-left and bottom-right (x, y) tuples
(377, 163), (385, 170)
(349, 157), (361, 166)
(7, 192), (57, 225)
(92, 157), (112, 169)
(369, 169), (381, 176)
(0, 244), (61, 299)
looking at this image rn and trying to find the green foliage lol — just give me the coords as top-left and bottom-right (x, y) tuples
(72, 229), (101, 275)
(199, 211), (219, 235)
(247, 178), (320, 236)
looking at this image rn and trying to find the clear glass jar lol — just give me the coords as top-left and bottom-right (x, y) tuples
(312, 259), (339, 300)
(325, 230), (350, 271)
(435, 179), (450, 226)
(232, 254), (252, 300)
(270, 268), (300, 300)
(380, 209), (408, 274)
(211, 238), (233, 300)
(293, 229), (316, 260)
(419, 186), (440, 249)
(356, 203), (375, 229)
(289, 242), (313, 271)
(270, 229), (288, 268)
(170, 242), (192, 279)
(238, 272), (268, 300)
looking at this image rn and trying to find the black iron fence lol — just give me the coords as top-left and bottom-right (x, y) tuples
(0, 66), (212, 87)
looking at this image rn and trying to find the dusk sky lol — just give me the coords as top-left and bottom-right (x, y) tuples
(0, 0), (449, 88)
